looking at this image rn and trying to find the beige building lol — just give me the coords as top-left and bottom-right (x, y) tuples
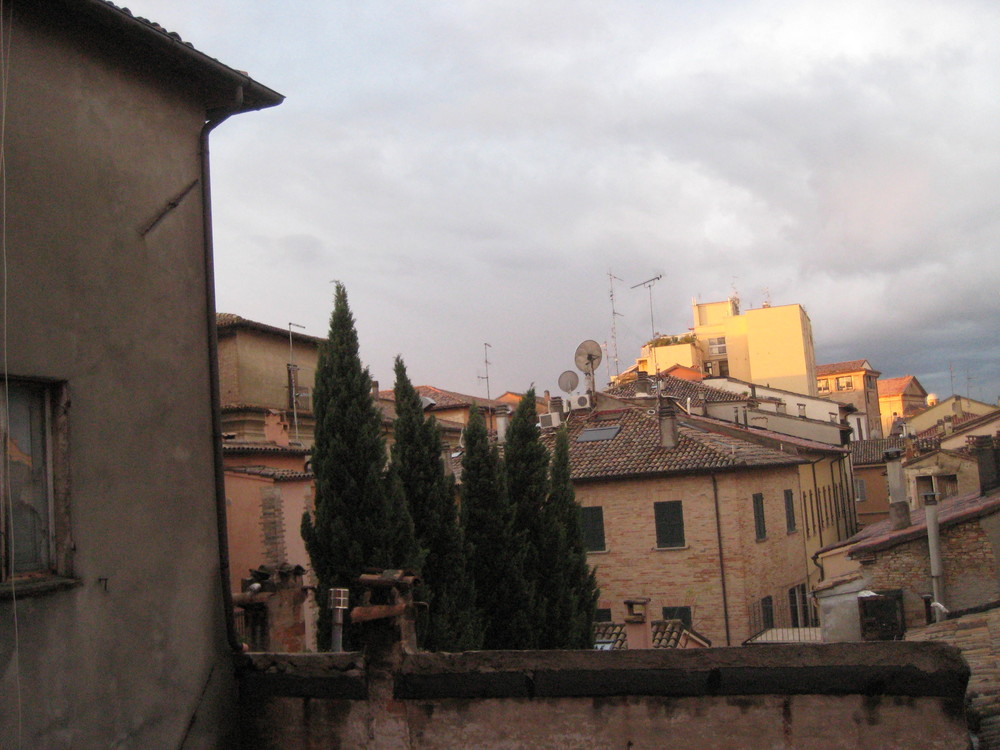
(909, 394), (998, 438)
(622, 296), (818, 397)
(0, 3), (281, 747)
(878, 375), (928, 436)
(540, 400), (858, 646)
(849, 438), (908, 527)
(816, 359), (883, 440)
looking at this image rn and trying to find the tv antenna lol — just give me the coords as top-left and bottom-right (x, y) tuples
(631, 274), (662, 338)
(287, 322), (306, 444)
(574, 339), (603, 395)
(607, 270), (623, 378)
(478, 343), (492, 402)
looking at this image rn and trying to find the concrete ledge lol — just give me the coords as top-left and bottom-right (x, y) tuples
(396, 643), (968, 700)
(238, 652), (367, 700)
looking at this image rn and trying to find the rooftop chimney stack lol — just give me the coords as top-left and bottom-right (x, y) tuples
(659, 400), (678, 449)
(549, 396), (563, 414)
(495, 404), (510, 443)
(636, 371), (651, 397)
(884, 448), (911, 530)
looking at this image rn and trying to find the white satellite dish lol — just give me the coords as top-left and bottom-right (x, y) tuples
(558, 370), (580, 393)
(574, 340), (603, 375)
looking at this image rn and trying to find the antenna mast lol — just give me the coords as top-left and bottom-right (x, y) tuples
(478, 342), (492, 402)
(631, 274), (663, 339)
(607, 270), (623, 378)
(288, 322), (306, 444)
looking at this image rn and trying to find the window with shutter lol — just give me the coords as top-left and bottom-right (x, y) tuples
(653, 501), (685, 548)
(753, 492), (766, 540)
(580, 506), (606, 552)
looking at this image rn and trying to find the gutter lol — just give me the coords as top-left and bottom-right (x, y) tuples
(200, 88), (247, 653)
(711, 475), (732, 646)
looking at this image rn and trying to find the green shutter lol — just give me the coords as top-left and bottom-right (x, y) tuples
(580, 506), (605, 552)
(654, 501), (684, 548)
(784, 489), (796, 532)
(753, 493), (766, 540)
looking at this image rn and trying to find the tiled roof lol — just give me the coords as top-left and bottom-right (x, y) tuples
(942, 409), (1000, 441)
(877, 376), (925, 397)
(222, 441), (310, 456)
(542, 407), (805, 482)
(593, 622), (627, 649)
(217, 313), (324, 345)
(379, 385), (505, 411)
(225, 465), (313, 482)
(604, 374), (743, 404)
(849, 437), (908, 466)
(691, 413), (849, 455)
(845, 488), (1000, 557)
(816, 360), (876, 377)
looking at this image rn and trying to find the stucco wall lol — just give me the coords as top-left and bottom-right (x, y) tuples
(0, 6), (262, 747)
(237, 644), (970, 749)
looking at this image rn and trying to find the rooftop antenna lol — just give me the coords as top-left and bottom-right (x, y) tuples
(762, 287), (771, 308)
(478, 343), (492, 402)
(631, 274), (662, 339)
(607, 270), (623, 378)
(949, 361), (955, 396)
(288, 322), (306, 444)
(574, 339), (603, 397)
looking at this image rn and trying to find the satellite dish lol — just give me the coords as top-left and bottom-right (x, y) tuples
(558, 370), (580, 393)
(574, 340), (603, 374)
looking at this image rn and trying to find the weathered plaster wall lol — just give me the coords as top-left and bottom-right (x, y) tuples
(237, 643), (970, 749)
(0, 6), (244, 747)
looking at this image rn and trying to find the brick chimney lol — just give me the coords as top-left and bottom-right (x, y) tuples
(635, 371), (651, 397)
(549, 396), (563, 414)
(659, 400), (678, 449)
(969, 434), (999, 494)
(623, 598), (652, 650)
(495, 404), (511, 443)
(885, 448), (910, 530)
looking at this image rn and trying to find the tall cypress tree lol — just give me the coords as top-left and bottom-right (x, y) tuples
(301, 283), (418, 649)
(502, 389), (550, 649)
(538, 427), (599, 648)
(390, 356), (480, 651)
(461, 405), (534, 649)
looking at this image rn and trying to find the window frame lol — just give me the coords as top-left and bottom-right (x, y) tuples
(752, 492), (767, 541)
(854, 477), (867, 502)
(0, 378), (70, 585)
(784, 489), (796, 532)
(707, 337), (727, 356)
(653, 500), (685, 549)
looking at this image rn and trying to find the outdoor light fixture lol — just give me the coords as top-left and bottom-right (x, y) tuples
(330, 587), (350, 652)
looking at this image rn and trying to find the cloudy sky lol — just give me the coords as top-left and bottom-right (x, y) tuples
(132, 0), (999, 404)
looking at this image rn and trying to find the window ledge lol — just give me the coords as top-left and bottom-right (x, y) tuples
(0, 576), (80, 601)
(586, 549), (610, 555)
(755, 537), (768, 543)
(652, 545), (688, 552)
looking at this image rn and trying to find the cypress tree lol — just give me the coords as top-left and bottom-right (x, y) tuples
(539, 427), (599, 648)
(390, 356), (480, 651)
(301, 283), (418, 649)
(502, 389), (551, 649)
(461, 405), (534, 649)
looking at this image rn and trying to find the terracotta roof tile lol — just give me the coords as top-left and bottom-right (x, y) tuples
(225, 465), (313, 482)
(379, 385), (505, 411)
(849, 437), (908, 466)
(816, 360), (876, 377)
(217, 312), (324, 344)
(222, 441), (310, 456)
(592, 622), (628, 650)
(604, 374), (743, 404)
(877, 376), (925, 397)
(541, 407), (805, 481)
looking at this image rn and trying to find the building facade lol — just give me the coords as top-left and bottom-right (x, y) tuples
(0, 3), (281, 747)
(816, 359), (883, 439)
(878, 375), (928, 436)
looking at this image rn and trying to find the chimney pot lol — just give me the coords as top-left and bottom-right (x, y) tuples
(659, 400), (678, 449)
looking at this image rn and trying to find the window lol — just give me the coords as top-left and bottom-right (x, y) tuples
(594, 608), (612, 623)
(784, 489), (796, 532)
(752, 492), (766, 540)
(760, 595), (774, 629)
(653, 501), (685, 548)
(835, 376), (854, 391)
(580, 506), (606, 552)
(788, 584), (815, 627)
(708, 337), (727, 356)
(2, 381), (62, 580)
(854, 478), (867, 502)
(661, 606), (693, 628)
(577, 425), (621, 442)
(817, 379), (830, 394)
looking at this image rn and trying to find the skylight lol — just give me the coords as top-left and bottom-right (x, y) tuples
(577, 425), (621, 442)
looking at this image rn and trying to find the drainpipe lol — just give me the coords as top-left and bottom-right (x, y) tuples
(924, 492), (945, 622)
(711, 475), (732, 646)
(202, 90), (246, 653)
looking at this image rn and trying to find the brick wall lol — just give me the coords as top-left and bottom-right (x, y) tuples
(577, 465), (810, 645)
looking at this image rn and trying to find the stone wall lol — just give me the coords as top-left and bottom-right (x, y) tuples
(237, 643), (969, 749)
(907, 604), (1000, 749)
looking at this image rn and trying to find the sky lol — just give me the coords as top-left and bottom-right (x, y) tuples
(130, 0), (999, 404)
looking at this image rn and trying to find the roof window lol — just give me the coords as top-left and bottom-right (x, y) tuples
(577, 425), (621, 442)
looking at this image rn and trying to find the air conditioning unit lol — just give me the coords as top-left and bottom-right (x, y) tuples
(538, 412), (562, 429)
(570, 393), (592, 410)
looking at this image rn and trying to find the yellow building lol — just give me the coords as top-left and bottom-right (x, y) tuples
(621, 296), (818, 396)
(816, 359), (883, 439)
(877, 376), (928, 436)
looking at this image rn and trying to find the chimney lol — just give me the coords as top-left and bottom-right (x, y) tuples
(885, 448), (910, 530)
(635, 371), (651, 397)
(623, 598), (652, 650)
(924, 492), (945, 620)
(549, 396), (563, 414)
(495, 404), (510, 443)
(659, 400), (678, 449)
(371, 380), (379, 398)
(969, 434), (999, 494)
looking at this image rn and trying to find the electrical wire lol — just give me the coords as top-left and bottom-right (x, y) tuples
(0, 1), (23, 747)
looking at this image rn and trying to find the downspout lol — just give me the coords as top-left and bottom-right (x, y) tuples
(202, 89), (245, 653)
(711, 475), (732, 646)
